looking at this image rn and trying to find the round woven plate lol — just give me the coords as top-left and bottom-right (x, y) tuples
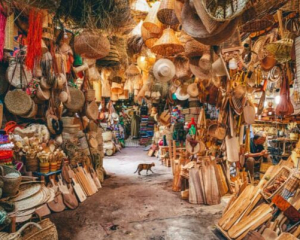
(5, 90), (33, 116)
(12, 182), (42, 202)
(63, 88), (85, 112)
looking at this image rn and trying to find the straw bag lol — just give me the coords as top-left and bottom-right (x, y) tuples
(0, 165), (22, 197)
(243, 101), (256, 124)
(63, 87), (85, 112)
(5, 89), (33, 116)
(22, 218), (58, 240)
(86, 101), (98, 121)
(74, 29), (110, 59)
(6, 56), (32, 88)
(159, 107), (171, 126)
(0, 222), (42, 240)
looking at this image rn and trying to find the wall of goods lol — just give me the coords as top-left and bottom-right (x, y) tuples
(0, 0), (300, 238)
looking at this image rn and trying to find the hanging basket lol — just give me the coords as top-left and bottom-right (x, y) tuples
(157, 0), (179, 25)
(63, 87), (85, 112)
(74, 30), (110, 60)
(5, 90), (33, 116)
(201, 0), (250, 22)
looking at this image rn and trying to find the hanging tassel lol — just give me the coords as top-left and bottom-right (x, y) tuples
(25, 9), (43, 70)
(0, 8), (7, 61)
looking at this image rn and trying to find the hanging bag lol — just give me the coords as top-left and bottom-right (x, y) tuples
(243, 100), (256, 124)
(159, 102), (171, 127)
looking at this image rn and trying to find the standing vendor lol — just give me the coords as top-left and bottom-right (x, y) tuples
(245, 132), (271, 181)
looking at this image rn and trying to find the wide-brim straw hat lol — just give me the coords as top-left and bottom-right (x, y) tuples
(195, 17), (239, 45)
(157, 0), (179, 25)
(153, 58), (176, 82)
(175, 85), (190, 101)
(187, 83), (199, 97)
(189, 56), (212, 79)
(201, 0), (250, 22)
(266, 34), (294, 63)
(174, 54), (192, 80)
(151, 28), (184, 56)
(212, 58), (227, 77)
(184, 38), (209, 58)
(181, 0), (229, 40)
(143, 2), (162, 34)
(198, 52), (212, 71)
(126, 64), (141, 77)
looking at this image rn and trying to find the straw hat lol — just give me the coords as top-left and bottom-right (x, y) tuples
(266, 33), (293, 63)
(153, 58), (176, 82)
(198, 52), (212, 72)
(151, 28), (184, 56)
(189, 56), (211, 79)
(175, 85), (190, 101)
(111, 112), (119, 122)
(157, 0), (179, 25)
(187, 83), (199, 97)
(185, 39), (209, 59)
(212, 58), (227, 77)
(126, 64), (141, 77)
(201, 0), (249, 22)
(195, 17), (239, 45)
(143, 2), (162, 34)
(174, 54), (192, 80)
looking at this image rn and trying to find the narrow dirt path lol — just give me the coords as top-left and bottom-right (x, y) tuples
(50, 147), (225, 240)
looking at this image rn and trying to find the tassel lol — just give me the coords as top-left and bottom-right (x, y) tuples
(25, 9), (43, 70)
(0, 8), (7, 61)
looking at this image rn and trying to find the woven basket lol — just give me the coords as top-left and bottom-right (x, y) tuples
(63, 88), (85, 112)
(26, 155), (39, 172)
(4, 12), (14, 52)
(241, 15), (274, 33)
(5, 90), (33, 116)
(22, 218), (58, 240)
(151, 28), (184, 56)
(0, 165), (22, 197)
(6, 57), (32, 88)
(0, 222), (41, 240)
(201, 0), (250, 22)
(157, 0), (179, 25)
(85, 89), (95, 102)
(266, 33), (294, 63)
(74, 30), (110, 59)
(21, 103), (38, 119)
(143, 2), (162, 34)
(86, 101), (98, 121)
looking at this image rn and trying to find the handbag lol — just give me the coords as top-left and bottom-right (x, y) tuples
(159, 102), (171, 126)
(243, 101), (256, 125)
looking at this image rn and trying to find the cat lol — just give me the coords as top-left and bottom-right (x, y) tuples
(134, 162), (155, 175)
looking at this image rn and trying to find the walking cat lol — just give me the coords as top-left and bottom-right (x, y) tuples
(134, 163), (155, 175)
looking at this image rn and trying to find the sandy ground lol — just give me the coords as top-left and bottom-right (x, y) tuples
(50, 147), (225, 240)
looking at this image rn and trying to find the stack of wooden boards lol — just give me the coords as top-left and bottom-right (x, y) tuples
(188, 157), (229, 205)
(217, 158), (300, 240)
(62, 165), (102, 202)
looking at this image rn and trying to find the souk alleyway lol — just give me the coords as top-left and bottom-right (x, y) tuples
(50, 147), (225, 240)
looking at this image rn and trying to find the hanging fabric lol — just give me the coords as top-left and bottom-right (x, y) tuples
(0, 7), (7, 61)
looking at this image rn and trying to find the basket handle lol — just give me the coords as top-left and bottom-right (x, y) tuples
(17, 222), (42, 234)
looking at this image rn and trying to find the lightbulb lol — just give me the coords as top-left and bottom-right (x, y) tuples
(275, 95), (281, 104)
(228, 58), (238, 70)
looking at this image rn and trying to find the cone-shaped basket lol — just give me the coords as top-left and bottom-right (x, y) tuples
(151, 28), (184, 56)
(143, 2), (162, 34)
(157, 0), (179, 25)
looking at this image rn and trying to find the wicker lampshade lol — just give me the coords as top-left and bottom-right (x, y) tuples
(141, 25), (162, 48)
(157, 0), (179, 25)
(143, 2), (162, 34)
(151, 28), (184, 56)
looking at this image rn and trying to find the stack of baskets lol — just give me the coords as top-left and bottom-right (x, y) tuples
(102, 131), (115, 156)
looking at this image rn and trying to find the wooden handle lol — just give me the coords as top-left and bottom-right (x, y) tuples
(293, 225), (300, 237)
